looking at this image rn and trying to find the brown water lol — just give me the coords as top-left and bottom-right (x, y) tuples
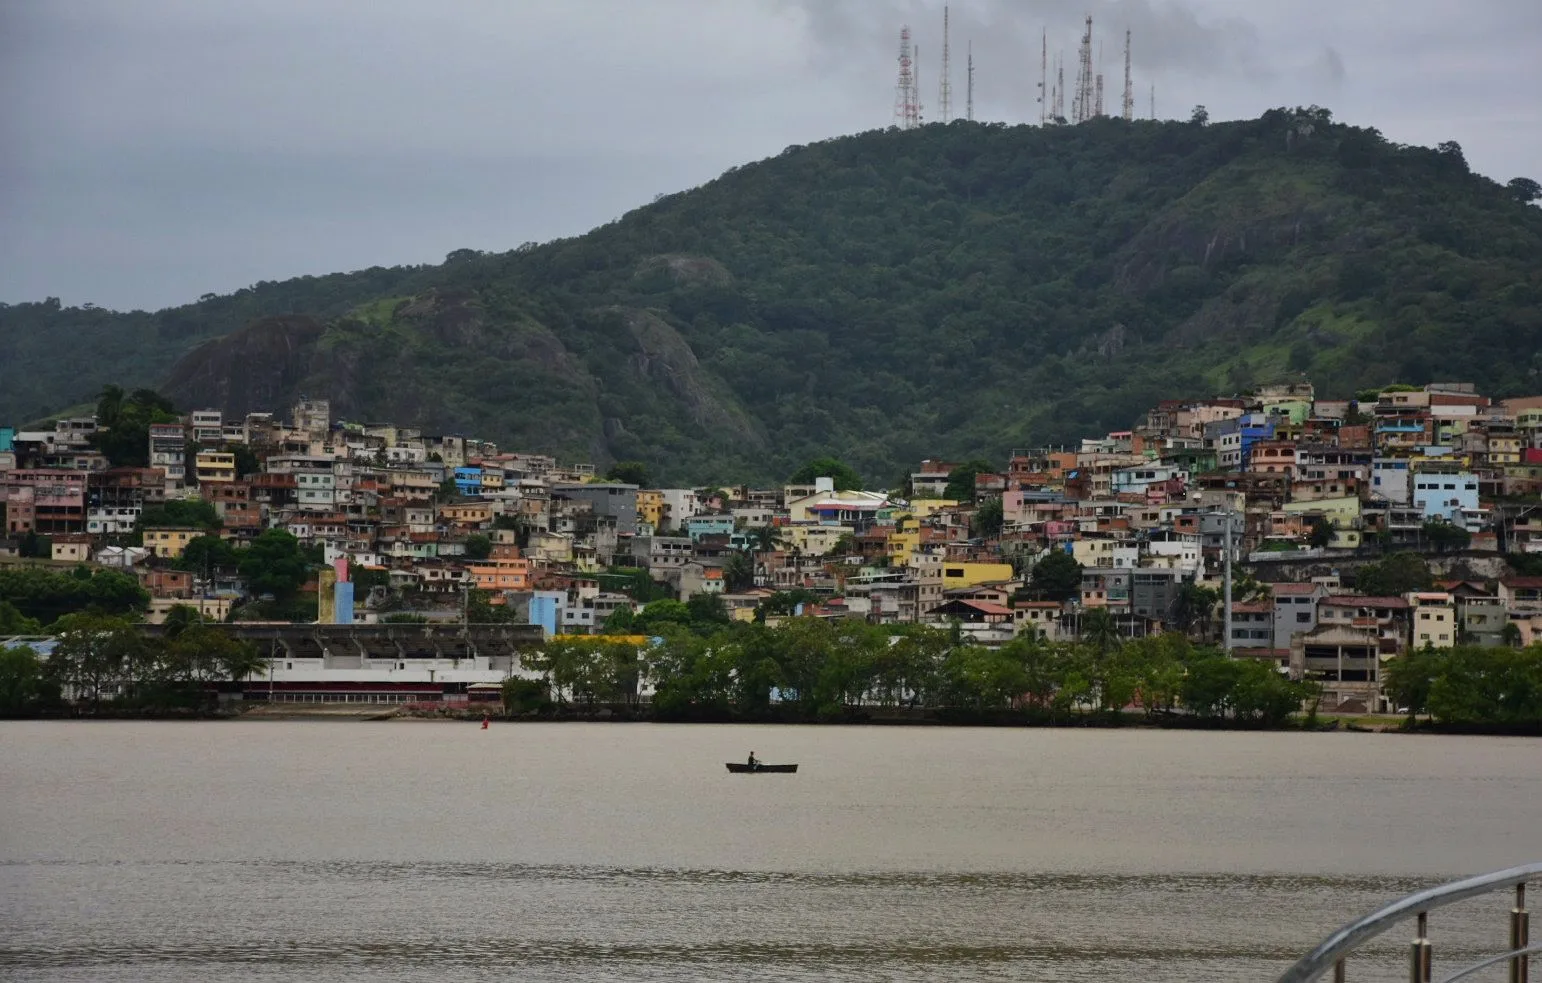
(1, 721), (1538, 981)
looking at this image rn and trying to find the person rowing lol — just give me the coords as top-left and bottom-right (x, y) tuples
(747, 751), (759, 771)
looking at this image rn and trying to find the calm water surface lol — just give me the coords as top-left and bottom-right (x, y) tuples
(1, 722), (1538, 982)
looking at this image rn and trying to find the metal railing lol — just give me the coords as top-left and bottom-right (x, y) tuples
(1277, 863), (1537, 983)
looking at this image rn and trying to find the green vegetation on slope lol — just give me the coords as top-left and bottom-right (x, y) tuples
(5, 108), (1540, 483)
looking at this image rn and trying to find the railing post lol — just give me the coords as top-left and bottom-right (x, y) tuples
(1514, 882), (1530, 983)
(1410, 910), (1432, 983)
(1334, 957), (1347, 982)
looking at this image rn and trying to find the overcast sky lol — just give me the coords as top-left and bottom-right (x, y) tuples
(3, 0), (1539, 312)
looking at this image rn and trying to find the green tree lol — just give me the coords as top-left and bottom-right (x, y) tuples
(686, 592), (731, 632)
(944, 460), (992, 502)
(604, 460), (651, 487)
(635, 598), (693, 634)
(1307, 516), (1335, 549)
(17, 530), (51, 558)
(722, 550), (754, 591)
(0, 566), (149, 625)
(176, 534), (239, 573)
(972, 498), (1004, 538)
(1030, 550), (1083, 602)
(88, 387), (180, 467)
(1354, 552), (1433, 596)
(48, 613), (147, 711)
(0, 600), (42, 635)
(138, 498), (221, 532)
(1508, 176), (1542, 203)
(238, 529), (315, 599)
(0, 645), (59, 717)
(1421, 520), (1470, 552)
(788, 457), (862, 491)
(463, 534), (493, 560)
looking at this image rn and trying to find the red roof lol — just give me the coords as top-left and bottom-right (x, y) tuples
(1502, 577), (1542, 589)
(1271, 583), (1320, 595)
(1323, 595), (1410, 609)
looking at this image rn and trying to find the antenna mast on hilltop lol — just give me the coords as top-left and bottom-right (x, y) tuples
(939, 6), (953, 123)
(1073, 15), (1094, 123)
(966, 40), (975, 121)
(894, 27), (919, 129)
(1150, 83), (1156, 120)
(1055, 51), (1065, 121)
(1095, 40), (1105, 117)
(1037, 29), (1048, 125)
(915, 44), (923, 124)
(1122, 29), (1134, 120)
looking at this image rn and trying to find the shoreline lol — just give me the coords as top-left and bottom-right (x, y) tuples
(12, 706), (1536, 735)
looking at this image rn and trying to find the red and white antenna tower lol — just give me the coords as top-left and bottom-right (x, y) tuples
(966, 40), (975, 121)
(939, 6), (953, 123)
(1121, 29), (1134, 120)
(894, 27), (919, 129)
(1073, 15), (1094, 123)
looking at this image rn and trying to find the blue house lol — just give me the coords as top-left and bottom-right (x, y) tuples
(453, 466), (483, 497)
(685, 515), (736, 542)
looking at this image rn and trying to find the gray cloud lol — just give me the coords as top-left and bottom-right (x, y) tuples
(1, 0), (1538, 311)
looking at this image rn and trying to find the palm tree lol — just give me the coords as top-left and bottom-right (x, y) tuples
(1081, 607), (1123, 657)
(95, 385), (125, 429)
(748, 525), (784, 554)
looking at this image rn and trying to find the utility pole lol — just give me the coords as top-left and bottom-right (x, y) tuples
(1223, 504), (1234, 654)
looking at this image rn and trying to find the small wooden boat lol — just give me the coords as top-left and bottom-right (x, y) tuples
(725, 762), (798, 774)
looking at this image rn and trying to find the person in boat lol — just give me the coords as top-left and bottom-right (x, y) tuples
(747, 751), (758, 770)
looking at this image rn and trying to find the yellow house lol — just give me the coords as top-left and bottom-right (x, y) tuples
(903, 499), (958, 520)
(1282, 495), (1362, 549)
(195, 451), (236, 483)
(636, 489), (665, 531)
(1408, 592), (1456, 648)
(146, 596), (233, 624)
(886, 529), (920, 567)
(143, 526), (202, 559)
(941, 561), (1015, 590)
(784, 524), (852, 557)
(1072, 538), (1120, 569)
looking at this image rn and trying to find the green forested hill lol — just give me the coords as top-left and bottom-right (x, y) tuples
(5, 108), (1541, 483)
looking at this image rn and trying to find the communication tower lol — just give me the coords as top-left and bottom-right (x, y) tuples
(1037, 29), (1047, 125)
(1072, 15), (1094, 123)
(1055, 52), (1065, 121)
(966, 40), (975, 121)
(1121, 29), (1134, 120)
(938, 6), (953, 123)
(894, 27), (919, 129)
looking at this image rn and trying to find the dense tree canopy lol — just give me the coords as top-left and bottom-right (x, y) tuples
(0, 567), (149, 627)
(788, 458), (862, 492)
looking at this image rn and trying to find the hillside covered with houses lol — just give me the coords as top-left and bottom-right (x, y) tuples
(4, 378), (1542, 722)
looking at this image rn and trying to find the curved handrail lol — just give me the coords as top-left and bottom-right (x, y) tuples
(1276, 862), (1542, 983)
(1436, 940), (1542, 983)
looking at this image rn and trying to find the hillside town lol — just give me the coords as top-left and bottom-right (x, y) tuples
(5, 381), (1542, 716)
